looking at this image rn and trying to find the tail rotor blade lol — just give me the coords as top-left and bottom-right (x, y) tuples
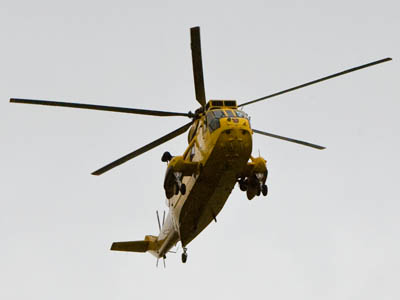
(191, 26), (206, 108)
(253, 129), (326, 150)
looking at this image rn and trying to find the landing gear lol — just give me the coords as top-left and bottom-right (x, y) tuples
(180, 183), (186, 195)
(174, 182), (186, 195)
(239, 170), (268, 200)
(238, 178), (248, 191)
(181, 253), (187, 263)
(164, 169), (187, 199)
(174, 172), (186, 195)
(174, 182), (180, 195)
(181, 248), (188, 263)
(256, 184), (261, 196)
(261, 184), (268, 196)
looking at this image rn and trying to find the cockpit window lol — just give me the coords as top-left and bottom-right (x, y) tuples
(212, 109), (226, 119)
(225, 110), (235, 118)
(206, 109), (226, 132)
(235, 110), (249, 119)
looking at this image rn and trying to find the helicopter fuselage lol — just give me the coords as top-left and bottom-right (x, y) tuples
(153, 107), (253, 258)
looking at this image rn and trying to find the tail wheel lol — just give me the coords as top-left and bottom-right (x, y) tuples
(181, 252), (188, 263)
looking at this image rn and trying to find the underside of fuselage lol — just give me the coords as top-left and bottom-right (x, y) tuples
(177, 125), (252, 246)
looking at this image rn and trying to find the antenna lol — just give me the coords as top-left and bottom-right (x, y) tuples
(162, 211), (165, 226)
(156, 211), (161, 231)
(155, 211), (167, 268)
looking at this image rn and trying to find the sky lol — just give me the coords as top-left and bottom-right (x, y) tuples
(1, 1), (399, 299)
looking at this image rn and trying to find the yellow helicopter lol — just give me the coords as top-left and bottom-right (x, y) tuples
(10, 27), (391, 266)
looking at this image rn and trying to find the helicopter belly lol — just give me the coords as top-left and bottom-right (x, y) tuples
(176, 128), (252, 246)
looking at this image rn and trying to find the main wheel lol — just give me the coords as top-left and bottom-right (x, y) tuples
(174, 182), (179, 195)
(180, 183), (186, 195)
(262, 184), (268, 196)
(181, 252), (188, 263)
(256, 184), (261, 196)
(239, 179), (248, 191)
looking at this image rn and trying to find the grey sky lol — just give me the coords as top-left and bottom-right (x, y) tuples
(1, 1), (399, 299)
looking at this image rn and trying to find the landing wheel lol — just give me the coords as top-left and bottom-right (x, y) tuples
(174, 183), (179, 195)
(181, 252), (188, 263)
(256, 185), (261, 196)
(180, 183), (186, 195)
(239, 179), (248, 191)
(262, 184), (268, 196)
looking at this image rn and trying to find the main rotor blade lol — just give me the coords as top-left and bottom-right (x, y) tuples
(240, 57), (392, 107)
(92, 121), (193, 176)
(10, 98), (191, 117)
(191, 27), (206, 108)
(252, 128), (325, 150)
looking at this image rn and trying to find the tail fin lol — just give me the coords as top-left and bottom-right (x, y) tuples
(110, 241), (149, 253)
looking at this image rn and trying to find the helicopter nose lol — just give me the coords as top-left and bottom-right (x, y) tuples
(218, 120), (252, 158)
(221, 117), (251, 136)
(222, 127), (251, 138)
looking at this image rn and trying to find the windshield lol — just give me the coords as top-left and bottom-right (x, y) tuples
(206, 109), (250, 132)
(233, 110), (249, 119)
(211, 109), (226, 119)
(206, 109), (226, 132)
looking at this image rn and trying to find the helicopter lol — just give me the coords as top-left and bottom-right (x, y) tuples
(10, 26), (391, 266)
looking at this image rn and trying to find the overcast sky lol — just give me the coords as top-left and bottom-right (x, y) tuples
(1, 1), (399, 299)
